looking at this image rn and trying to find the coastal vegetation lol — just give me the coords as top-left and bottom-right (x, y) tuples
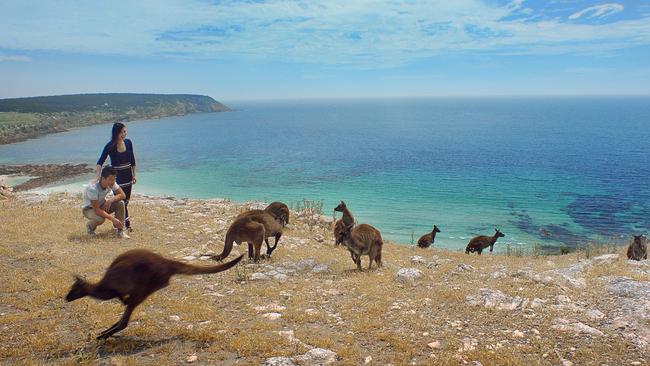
(0, 93), (230, 144)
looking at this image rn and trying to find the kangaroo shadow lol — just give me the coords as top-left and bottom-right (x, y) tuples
(95, 335), (182, 357)
(53, 335), (182, 360)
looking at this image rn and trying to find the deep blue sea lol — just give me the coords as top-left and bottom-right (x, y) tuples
(1, 97), (649, 251)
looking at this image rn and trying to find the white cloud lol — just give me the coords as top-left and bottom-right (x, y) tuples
(0, 1), (646, 68)
(568, 3), (624, 20)
(0, 55), (31, 62)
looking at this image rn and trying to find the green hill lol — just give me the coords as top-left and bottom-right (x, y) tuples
(0, 93), (230, 144)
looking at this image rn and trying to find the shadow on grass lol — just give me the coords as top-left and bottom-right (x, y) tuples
(52, 335), (185, 361)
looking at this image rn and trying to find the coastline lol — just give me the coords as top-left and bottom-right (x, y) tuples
(0, 109), (231, 146)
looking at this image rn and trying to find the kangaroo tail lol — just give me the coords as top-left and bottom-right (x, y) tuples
(210, 232), (235, 261)
(173, 254), (244, 275)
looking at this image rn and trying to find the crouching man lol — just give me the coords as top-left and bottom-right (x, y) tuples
(82, 165), (130, 238)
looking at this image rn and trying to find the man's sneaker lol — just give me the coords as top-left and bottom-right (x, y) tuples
(86, 222), (96, 236)
(116, 230), (131, 239)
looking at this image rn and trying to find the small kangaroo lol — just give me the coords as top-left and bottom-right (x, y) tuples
(417, 225), (441, 248)
(337, 223), (383, 270)
(235, 202), (289, 257)
(65, 249), (243, 339)
(465, 229), (505, 255)
(627, 234), (647, 261)
(334, 201), (355, 227)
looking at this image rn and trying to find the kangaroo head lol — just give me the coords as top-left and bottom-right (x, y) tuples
(495, 229), (505, 238)
(433, 225), (441, 233)
(633, 235), (646, 245)
(334, 201), (347, 212)
(65, 276), (87, 302)
(266, 202), (290, 225)
(334, 220), (352, 244)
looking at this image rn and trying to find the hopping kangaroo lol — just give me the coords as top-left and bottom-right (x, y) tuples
(337, 223), (383, 270)
(465, 229), (505, 255)
(234, 202), (290, 257)
(65, 249), (243, 339)
(627, 234), (647, 261)
(417, 225), (441, 248)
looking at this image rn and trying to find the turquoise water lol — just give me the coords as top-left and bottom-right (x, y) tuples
(1, 97), (649, 250)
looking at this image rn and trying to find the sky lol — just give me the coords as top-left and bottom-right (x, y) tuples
(0, 0), (649, 102)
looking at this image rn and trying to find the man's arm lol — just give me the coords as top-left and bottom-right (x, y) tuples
(92, 199), (115, 220)
(103, 186), (126, 208)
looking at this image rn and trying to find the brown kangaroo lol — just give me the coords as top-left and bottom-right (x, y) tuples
(65, 249), (243, 339)
(333, 219), (349, 245)
(337, 223), (383, 270)
(265, 201), (290, 225)
(334, 201), (355, 228)
(465, 229), (505, 255)
(627, 234), (647, 261)
(234, 204), (288, 257)
(417, 225), (441, 248)
(211, 215), (269, 262)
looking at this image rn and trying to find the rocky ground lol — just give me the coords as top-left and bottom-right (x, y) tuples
(0, 192), (648, 365)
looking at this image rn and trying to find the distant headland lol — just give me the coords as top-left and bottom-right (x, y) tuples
(0, 93), (230, 144)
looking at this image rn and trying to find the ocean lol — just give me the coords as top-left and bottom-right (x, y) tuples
(1, 97), (649, 251)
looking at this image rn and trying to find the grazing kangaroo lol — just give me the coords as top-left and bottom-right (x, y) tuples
(627, 234), (647, 261)
(265, 201), (290, 225)
(334, 201), (355, 228)
(465, 229), (505, 255)
(235, 202), (289, 257)
(211, 215), (269, 262)
(333, 219), (348, 245)
(65, 249), (243, 339)
(417, 225), (441, 248)
(338, 223), (383, 270)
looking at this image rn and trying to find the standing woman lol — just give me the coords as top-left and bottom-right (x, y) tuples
(96, 122), (137, 231)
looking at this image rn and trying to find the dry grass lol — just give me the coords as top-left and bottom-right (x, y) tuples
(0, 193), (647, 365)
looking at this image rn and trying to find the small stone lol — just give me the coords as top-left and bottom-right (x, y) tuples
(312, 264), (330, 273)
(187, 355), (198, 363)
(250, 273), (269, 281)
(364, 356), (373, 363)
(395, 268), (423, 282)
(293, 348), (337, 365)
(262, 312), (282, 320)
(453, 264), (475, 273)
(428, 340), (442, 349)
(513, 330), (525, 338)
(410, 255), (426, 264)
(182, 255), (197, 261)
(263, 357), (296, 366)
(585, 309), (605, 321)
(169, 315), (181, 321)
(314, 234), (325, 243)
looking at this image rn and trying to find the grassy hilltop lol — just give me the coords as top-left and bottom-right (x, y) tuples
(0, 192), (648, 365)
(0, 93), (230, 144)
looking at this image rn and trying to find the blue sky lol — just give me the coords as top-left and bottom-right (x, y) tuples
(1, 0), (649, 101)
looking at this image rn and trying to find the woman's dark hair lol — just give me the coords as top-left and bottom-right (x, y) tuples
(108, 122), (126, 151)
